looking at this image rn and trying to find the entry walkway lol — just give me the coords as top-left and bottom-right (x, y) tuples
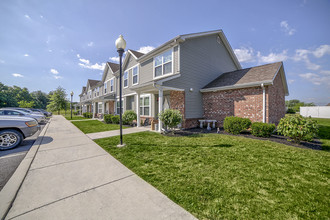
(2, 115), (196, 220)
(86, 126), (151, 140)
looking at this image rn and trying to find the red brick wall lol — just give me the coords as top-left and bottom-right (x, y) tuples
(203, 87), (264, 126)
(267, 72), (286, 124)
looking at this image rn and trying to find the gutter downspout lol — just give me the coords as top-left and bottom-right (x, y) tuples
(261, 83), (266, 123)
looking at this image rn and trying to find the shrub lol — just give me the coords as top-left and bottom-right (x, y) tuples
(251, 122), (276, 137)
(158, 109), (182, 130)
(111, 115), (120, 124)
(73, 111), (79, 116)
(223, 116), (251, 135)
(286, 108), (296, 114)
(123, 110), (137, 125)
(104, 114), (112, 124)
(277, 115), (318, 143)
(83, 112), (92, 118)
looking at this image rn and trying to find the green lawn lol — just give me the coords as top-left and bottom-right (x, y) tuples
(95, 132), (330, 220)
(71, 120), (127, 134)
(313, 118), (330, 150)
(65, 116), (89, 120)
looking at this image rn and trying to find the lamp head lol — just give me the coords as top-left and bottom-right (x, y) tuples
(115, 35), (126, 50)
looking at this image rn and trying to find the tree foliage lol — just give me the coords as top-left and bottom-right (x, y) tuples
(47, 86), (67, 114)
(285, 99), (315, 113)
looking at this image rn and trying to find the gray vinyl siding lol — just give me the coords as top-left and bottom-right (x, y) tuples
(124, 54), (138, 70)
(163, 34), (238, 119)
(138, 46), (179, 85)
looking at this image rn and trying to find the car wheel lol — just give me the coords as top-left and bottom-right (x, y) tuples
(0, 129), (23, 150)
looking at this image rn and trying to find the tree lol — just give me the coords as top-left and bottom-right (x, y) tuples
(18, 100), (35, 108)
(285, 99), (315, 113)
(31, 90), (50, 109)
(47, 86), (67, 114)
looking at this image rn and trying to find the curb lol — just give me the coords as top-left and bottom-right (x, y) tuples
(0, 120), (51, 220)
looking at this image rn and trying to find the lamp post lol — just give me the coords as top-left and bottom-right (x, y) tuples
(70, 91), (74, 119)
(115, 35), (126, 147)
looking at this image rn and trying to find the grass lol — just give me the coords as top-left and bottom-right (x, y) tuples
(71, 120), (127, 134)
(95, 132), (330, 220)
(64, 116), (89, 120)
(313, 118), (330, 151)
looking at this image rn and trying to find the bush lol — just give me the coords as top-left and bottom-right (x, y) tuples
(286, 108), (296, 114)
(251, 122), (276, 137)
(223, 116), (251, 135)
(158, 109), (182, 130)
(123, 110), (137, 125)
(111, 115), (120, 124)
(73, 111), (79, 115)
(83, 112), (92, 118)
(104, 114), (112, 124)
(277, 115), (318, 143)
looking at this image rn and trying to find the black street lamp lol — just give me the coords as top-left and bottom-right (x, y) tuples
(115, 35), (126, 147)
(70, 91), (74, 119)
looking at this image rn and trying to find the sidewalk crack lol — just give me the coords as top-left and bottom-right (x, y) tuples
(8, 174), (135, 220)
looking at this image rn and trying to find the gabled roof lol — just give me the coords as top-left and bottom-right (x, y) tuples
(128, 49), (144, 59)
(201, 62), (289, 95)
(87, 79), (101, 89)
(136, 29), (242, 69)
(80, 86), (86, 95)
(108, 62), (120, 73)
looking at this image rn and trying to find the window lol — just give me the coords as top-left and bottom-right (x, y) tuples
(104, 82), (107, 94)
(124, 71), (128, 88)
(110, 79), (114, 92)
(140, 95), (150, 116)
(132, 66), (138, 85)
(154, 50), (172, 78)
(97, 87), (100, 96)
(116, 99), (123, 114)
(98, 103), (102, 113)
(89, 91), (91, 99)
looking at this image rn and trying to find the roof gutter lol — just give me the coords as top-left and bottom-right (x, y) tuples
(200, 81), (273, 93)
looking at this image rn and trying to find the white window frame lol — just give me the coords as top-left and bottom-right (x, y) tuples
(123, 71), (128, 88)
(104, 82), (107, 94)
(89, 90), (91, 99)
(153, 48), (173, 79)
(131, 65), (139, 85)
(139, 94), (150, 116)
(98, 103), (102, 113)
(116, 99), (123, 115)
(110, 78), (114, 92)
(97, 87), (100, 96)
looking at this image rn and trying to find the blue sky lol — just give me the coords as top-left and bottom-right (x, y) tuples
(0, 0), (329, 104)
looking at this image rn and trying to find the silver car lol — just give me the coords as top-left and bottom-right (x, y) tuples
(0, 116), (40, 150)
(0, 109), (46, 123)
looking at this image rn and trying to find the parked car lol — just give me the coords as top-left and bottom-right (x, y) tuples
(0, 109), (46, 123)
(0, 116), (40, 150)
(28, 108), (48, 116)
(38, 109), (52, 117)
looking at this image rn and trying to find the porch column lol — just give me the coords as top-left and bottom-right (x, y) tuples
(136, 93), (140, 127)
(102, 101), (105, 114)
(93, 102), (96, 118)
(158, 87), (163, 132)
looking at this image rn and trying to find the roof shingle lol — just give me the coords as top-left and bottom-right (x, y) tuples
(129, 49), (145, 58)
(107, 62), (120, 73)
(203, 62), (282, 89)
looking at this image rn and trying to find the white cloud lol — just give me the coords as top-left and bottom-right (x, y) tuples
(50, 69), (59, 74)
(53, 75), (63, 79)
(257, 50), (288, 63)
(288, 79), (295, 84)
(293, 49), (321, 70)
(138, 46), (155, 54)
(280, 21), (296, 36)
(24, 54), (29, 57)
(24, 14), (31, 20)
(234, 47), (255, 62)
(313, 45), (330, 58)
(48, 49), (52, 52)
(12, 73), (24, 77)
(109, 56), (120, 63)
(77, 56), (105, 70)
(320, 70), (330, 75)
(87, 42), (94, 47)
(0, 59), (5, 63)
(40, 15), (44, 19)
(299, 72), (330, 86)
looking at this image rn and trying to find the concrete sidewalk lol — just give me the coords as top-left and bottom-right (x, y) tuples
(86, 126), (151, 140)
(1, 115), (196, 220)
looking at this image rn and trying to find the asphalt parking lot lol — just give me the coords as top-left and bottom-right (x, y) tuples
(0, 123), (46, 191)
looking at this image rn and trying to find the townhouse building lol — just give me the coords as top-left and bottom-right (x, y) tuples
(79, 29), (289, 131)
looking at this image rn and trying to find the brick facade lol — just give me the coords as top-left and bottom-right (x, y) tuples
(202, 73), (285, 126)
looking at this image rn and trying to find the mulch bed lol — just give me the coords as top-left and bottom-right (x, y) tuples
(164, 127), (323, 151)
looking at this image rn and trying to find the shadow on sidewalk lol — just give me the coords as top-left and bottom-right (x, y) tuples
(40, 136), (53, 145)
